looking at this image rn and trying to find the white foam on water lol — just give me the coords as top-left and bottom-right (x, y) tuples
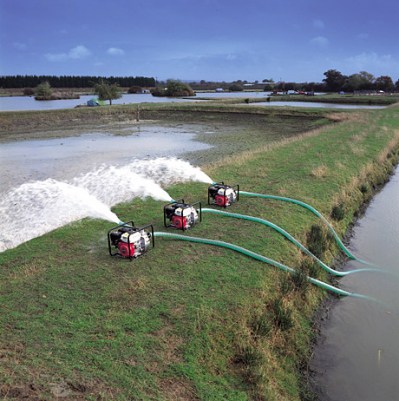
(0, 157), (213, 252)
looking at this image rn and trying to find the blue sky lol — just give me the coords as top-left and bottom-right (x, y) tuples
(1, 0), (398, 83)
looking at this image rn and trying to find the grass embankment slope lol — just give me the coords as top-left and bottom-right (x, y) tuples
(267, 93), (399, 105)
(1, 105), (399, 400)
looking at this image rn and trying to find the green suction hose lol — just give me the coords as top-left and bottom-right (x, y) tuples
(201, 208), (379, 276)
(240, 191), (376, 267)
(154, 231), (372, 300)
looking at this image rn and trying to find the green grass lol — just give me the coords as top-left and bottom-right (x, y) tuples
(1, 105), (399, 400)
(267, 93), (399, 105)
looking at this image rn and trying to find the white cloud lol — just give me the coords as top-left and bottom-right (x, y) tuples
(107, 47), (125, 56)
(344, 52), (397, 72)
(45, 52), (68, 62)
(45, 45), (91, 62)
(313, 19), (325, 29)
(69, 45), (91, 59)
(310, 36), (329, 47)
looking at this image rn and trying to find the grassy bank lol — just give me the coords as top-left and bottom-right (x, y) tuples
(1, 105), (399, 400)
(268, 93), (399, 105)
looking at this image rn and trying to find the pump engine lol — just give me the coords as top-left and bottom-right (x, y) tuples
(208, 182), (239, 207)
(164, 200), (201, 230)
(108, 221), (154, 259)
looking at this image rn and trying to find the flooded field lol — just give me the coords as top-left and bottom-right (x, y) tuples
(0, 91), (267, 111)
(0, 122), (216, 252)
(0, 124), (211, 194)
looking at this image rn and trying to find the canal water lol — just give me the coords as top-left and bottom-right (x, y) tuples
(0, 93), (194, 111)
(0, 91), (268, 112)
(310, 166), (399, 401)
(0, 92), (384, 112)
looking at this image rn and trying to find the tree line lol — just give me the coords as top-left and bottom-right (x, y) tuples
(0, 75), (156, 89)
(2, 71), (398, 93)
(189, 71), (399, 93)
(322, 70), (398, 92)
(252, 70), (398, 93)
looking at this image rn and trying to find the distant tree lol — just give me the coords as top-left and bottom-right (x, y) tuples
(395, 79), (399, 92)
(0, 75), (154, 89)
(275, 81), (287, 91)
(35, 81), (53, 99)
(151, 80), (195, 97)
(23, 88), (35, 96)
(304, 82), (324, 92)
(263, 78), (275, 91)
(342, 74), (362, 92)
(229, 84), (243, 91)
(359, 71), (375, 88)
(94, 79), (122, 105)
(128, 86), (143, 94)
(284, 82), (297, 91)
(165, 80), (195, 97)
(343, 71), (375, 92)
(374, 76), (394, 92)
(264, 84), (275, 91)
(323, 69), (347, 92)
(150, 87), (165, 97)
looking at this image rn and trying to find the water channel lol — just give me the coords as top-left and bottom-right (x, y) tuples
(310, 166), (399, 401)
(0, 91), (267, 112)
(0, 92), (385, 112)
(0, 93), (194, 111)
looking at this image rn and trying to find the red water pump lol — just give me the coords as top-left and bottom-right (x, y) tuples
(164, 200), (201, 231)
(208, 182), (239, 207)
(108, 221), (154, 259)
